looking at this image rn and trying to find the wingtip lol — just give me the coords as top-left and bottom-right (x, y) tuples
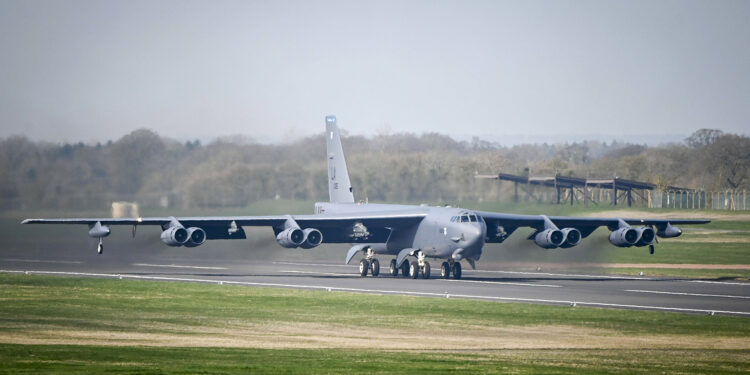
(20, 219), (31, 224)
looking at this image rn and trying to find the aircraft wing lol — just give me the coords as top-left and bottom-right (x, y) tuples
(476, 211), (710, 242)
(22, 210), (427, 243)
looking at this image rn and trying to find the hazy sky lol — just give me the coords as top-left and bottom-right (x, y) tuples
(1, 0), (748, 144)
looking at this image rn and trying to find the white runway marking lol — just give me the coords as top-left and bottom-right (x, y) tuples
(4, 269), (749, 317)
(1, 258), (82, 264)
(280, 270), (357, 277)
(685, 280), (750, 286)
(132, 263), (227, 270)
(626, 289), (750, 299)
(272, 261), (355, 268)
(473, 269), (654, 280)
(443, 279), (562, 288)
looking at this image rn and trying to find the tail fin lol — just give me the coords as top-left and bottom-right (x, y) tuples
(325, 115), (355, 203)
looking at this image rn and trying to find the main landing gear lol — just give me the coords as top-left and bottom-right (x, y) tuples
(440, 261), (462, 279)
(387, 258), (415, 278)
(403, 251), (431, 279)
(359, 258), (380, 277)
(358, 247), (380, 277)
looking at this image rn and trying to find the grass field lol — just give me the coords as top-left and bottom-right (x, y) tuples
(1, 273), (749, 374)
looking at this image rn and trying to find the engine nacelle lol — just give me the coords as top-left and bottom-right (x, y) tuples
(534, 229), (564, 249)
(634, 227), (655, 247)
(299, 228), (323, 249)
(161, 226), (189, 247)
(608, 227), (638, 247)
(184, 227), (207, 248)
(276, 227), (305, 248)
(559, 228), (582, 248)
(657, 223), (682, 238)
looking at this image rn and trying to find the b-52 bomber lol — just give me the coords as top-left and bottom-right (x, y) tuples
(23, 116), (709, 279)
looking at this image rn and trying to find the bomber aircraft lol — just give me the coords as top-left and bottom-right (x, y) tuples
(23, 116), (709, 279)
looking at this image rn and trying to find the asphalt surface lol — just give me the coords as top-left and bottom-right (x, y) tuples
(2, 247), (749, 317)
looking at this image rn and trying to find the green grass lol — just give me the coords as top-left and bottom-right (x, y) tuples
(2, 274), (747, 336)
(1, 274), (749, 374)
(605, 241), (750, 265)
(1, 345), (749, 374)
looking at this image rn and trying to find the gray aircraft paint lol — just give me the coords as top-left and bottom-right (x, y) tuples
(325, 115), (354, 204)
(22, 115), (709, 279)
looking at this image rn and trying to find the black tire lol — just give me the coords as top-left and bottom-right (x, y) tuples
(370, 258), (380, 277)
(97, 244), (103, 255)
(409, 261), (419, 279)
(440, 262), (450, 279)
(389, 259), (398, 276)
(451, 262), (462, 280)
(400, 260), (410, 277)
(359, 259), (369, 277)
(422, 262), (431, 279)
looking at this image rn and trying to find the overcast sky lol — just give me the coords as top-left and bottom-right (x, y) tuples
(0, 0), (748, 144)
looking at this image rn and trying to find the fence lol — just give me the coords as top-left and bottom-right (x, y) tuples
(649, 190), (749, 210)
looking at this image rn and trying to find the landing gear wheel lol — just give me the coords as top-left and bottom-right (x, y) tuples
(451, 262), (462, 280)
(370, 258), (380, 277)
(421, 262), (431, 279)
(389, 259), (398, 277)
(440, 262), (450, 279)
(97, 243), (103, 255)
(400, 260), (410, 277)
(409, 261), (419, 279)
(359, 259), (370, 277)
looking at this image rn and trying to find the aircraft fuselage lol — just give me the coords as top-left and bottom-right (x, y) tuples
(315, 202), (486, 261)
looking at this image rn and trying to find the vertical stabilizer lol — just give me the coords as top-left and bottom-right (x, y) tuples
(325, 115), (355, 203)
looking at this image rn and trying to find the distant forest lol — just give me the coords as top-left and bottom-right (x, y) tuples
(0, 128), (748, 210)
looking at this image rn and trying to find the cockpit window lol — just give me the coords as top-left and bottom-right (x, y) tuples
(460, 215), (469, 222)
(469, 215), (478, 222)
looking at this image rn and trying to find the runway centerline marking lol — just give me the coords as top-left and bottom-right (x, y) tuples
(442, 279), (561, 288)
(4, 269), (749, 317)
(132, 263), (227, 270)
(2, 258), (81, 264)
(626, 289), (750, 299)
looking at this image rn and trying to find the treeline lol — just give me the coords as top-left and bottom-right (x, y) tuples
(0, 128), (747, 210)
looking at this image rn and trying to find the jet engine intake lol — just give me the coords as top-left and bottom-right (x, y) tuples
(161, 226), (189, 247)
(608, 227), (638, 247)
(276, 227), (305, 248)
(634, 227), (655, 247)
(559, 228), (582, 248)
(534, 229), (565, 249)
(184, 227), (207, 247)
(299, 228), (323, 249)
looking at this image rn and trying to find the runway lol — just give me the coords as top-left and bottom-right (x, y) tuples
(3, 251), (750, 317)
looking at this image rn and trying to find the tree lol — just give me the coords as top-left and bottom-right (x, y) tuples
(685, 129), (724, 149)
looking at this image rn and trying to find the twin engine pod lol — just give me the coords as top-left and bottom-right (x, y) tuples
(276, 227), (323, 249)
(534, 228), (582, 249)
(608, 226), (656, 248)
(160, 226), (206, 247)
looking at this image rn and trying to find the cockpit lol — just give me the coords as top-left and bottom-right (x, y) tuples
(450, 211), (483, 224)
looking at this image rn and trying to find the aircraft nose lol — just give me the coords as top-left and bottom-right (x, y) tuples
(462, 226), (483, 248)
